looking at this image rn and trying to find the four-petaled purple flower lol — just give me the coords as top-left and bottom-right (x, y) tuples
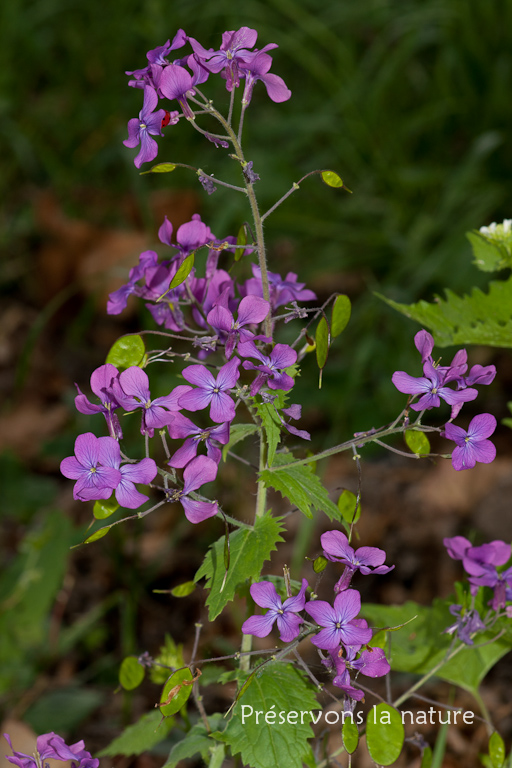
(239, 340), (297, 396)
(392, 358), (478, 417)
(74, 363), (123, 439)
(443, 413), (497, 471)
(445, 605), (486, 645)
(113, 367), (191, 437)
(207, 295), (270, 358)
(99, 439), (158, 509)
(321, 530), (394, 592)
(124, 86), (175, 168)
(4, 732), (99, 768)
(305, 589), (373, 650)
(242, 579), (308, 642)
(167, 413), (230, 467)
(60, 433), (121, 502)
(179, 357), (241, 423)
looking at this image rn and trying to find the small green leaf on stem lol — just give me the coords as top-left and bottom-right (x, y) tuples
(366, 703), (404, 765)
(331, 294), (351, 337)
(106, 334), (146, 371)
(315, 316), (330, 371)
(313, 555), (328, 573)
(236, 224), (248, 261)
(159, 668), (194, 717)
(84, 526), (111, 544)
(170, 581), (196, 598)
(321, 170), (344, 188)
(337, 489), (361, 524)
(93, 497), (119, 520)
(141, 162), (177, 175)
(405, 429), (430, 456)
(342, 719), (359, 754)
(170, 253), (195, 289)
(489, 731), (505, 768)
(119, 656), (145, 690)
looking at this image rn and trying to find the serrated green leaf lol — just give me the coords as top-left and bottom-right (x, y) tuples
(162, 715), (225, 768)
(106, 335), (146, 370)
(315, 316), (329, 370)
(217, 664), (318, 768)
(93, 497), (119, 520)
(321, 170), (344, 188)
(256, 401), (282, 467)
(160, 668), (193, 716)
(331, 294), (351, 337)
(404, 429), (430, 456)
(222, 423), (259, 461)
(377, 275), (512, 347)
(84, 526), (111, 544)
(342, 718), (359, 754)
(466, 231), (511, 272)
(366, 704), (404, 765)
(361, 600), (512, 695)
(98, 710), (175, 756)
(169, 252), (195, 289)
(337, 489), (361, 524)
(141, 162), (177, 174)
(170, 581), (196, 598)
(489, 731), (505, 768)
(194, 513), (285, 621)
(261, 454), (344, 524)
(119, 657), (145, 690)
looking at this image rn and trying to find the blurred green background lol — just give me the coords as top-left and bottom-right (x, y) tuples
(1, 0), (511, 749)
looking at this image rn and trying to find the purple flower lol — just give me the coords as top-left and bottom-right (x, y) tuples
(189, 27), (261, 91)
(392, 358), (478, 416)
(328, 642), (390, 699)
(305, 589), (372, 650)
(107, 250), (159, 315)
(443, 413), (497, 471)
(74, 363), (123, 439)
(179, 357), (241, 423)
(60, 433), (121, 502)
(158, 213), (215, 260)
(242, 265), (316, 310)
(207, 295), (270, 358)
(167, 454), (218, 523)
(239, 340), (297, 396)
(242, 579), (308, 642)
(100, 440), (158, 509)
(167, 413), (230, 467)
(113, 367), (191, 437)
(446, 605), (486, 645)
(321, 530), (394, 592)
(124, 86), (173, 168)
(4, 733), (99, 768)
(241, 51), (292, 104)
(159, 57), (209, 118)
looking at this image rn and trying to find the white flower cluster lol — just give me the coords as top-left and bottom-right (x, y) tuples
(479, 218), (512, 238)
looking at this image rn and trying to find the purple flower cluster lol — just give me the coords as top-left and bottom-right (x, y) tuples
(392, 330), (497, 471)
(444, 536), (512, 612)
(4, 732), (98, 768)
(242, 530), (393, 704)
(123, 27), (291, 168)
(63, 209), (317, 524)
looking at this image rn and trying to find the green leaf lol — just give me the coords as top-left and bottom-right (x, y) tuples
(222, 423), (259, 461)
(466, 231), (511, 272)
(106, 334), (146, 370)
(194, 513), (285, 621)
(331, 294), (351, 337)
(420, 745), (432, 768)
(366, 703), (404, 766)
(315, 316), (329, 371)
(404, 429), (431, 456)
(361, 600), (512, 695)
(83, 526), (111, 544)
(217, 663), (318, 768)
(342, 718), (359, 754)
(141, 162), (177, 174)
(313, 555), (328, 573)
(98, 710), (175, 756)
(377, 275), (512, 348)
(159, 668), (194, 716)
(169, 252), (195, 289)
(170, 581), (196, 598)
(162, 715), (224, 768)
(256, 401), (282, 467)
(489, 732), (506, 768)
(321, 170), (344, 188)
(261, 453), (344, 523)
(93, 497), (119, 520)
(235, 224), (248, 261)
(337, 489), (361, 524)
(119, 656), (145, 690)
